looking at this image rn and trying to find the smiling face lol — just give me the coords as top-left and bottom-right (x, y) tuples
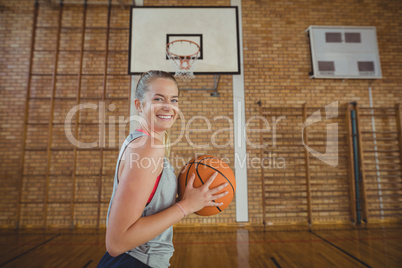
(135, 77), (179, 134)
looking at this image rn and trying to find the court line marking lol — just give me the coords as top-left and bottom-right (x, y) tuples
(82, 259), (93, 268)
(0, 234), (61, 267)
(271, 257), (282, 268)
(310, 231), (372, 268)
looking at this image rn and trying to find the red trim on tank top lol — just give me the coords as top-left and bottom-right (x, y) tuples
(135, 129), (162, 204)
(136, 128), (150, 136)
(148, 174), (162, 204)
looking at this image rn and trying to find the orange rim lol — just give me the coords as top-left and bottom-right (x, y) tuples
(166, 39), (200, 59)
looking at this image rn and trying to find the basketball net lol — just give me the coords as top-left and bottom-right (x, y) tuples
(166, 40), (200, 80)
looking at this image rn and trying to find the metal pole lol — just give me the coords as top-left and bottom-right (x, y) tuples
(345, 104), (357, 223)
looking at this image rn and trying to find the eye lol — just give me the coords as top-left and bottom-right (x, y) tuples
(154, 98), (163, 101)
(171, 99), (179, 103)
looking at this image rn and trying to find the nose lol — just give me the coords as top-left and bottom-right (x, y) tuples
(162, 101), (172, 111)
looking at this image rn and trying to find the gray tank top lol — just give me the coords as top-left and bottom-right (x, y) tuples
(106, 130), (177, 267)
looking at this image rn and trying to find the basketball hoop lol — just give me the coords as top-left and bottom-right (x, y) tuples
(166, 40), (200, 80)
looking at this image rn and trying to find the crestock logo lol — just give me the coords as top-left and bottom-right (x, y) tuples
(302, 101), (338, 167)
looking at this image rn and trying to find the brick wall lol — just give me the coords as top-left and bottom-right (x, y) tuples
(241, 0), (402, 225)
(0, 0), (401, 228)
(1, 0), (33, 227)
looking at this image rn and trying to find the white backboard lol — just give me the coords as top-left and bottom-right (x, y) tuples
(129, 6), (240, 75)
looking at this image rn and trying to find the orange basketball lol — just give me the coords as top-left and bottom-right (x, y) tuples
(178, 155), (236, 216)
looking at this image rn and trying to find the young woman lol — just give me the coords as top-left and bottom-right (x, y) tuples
(97, 71), (229, 267)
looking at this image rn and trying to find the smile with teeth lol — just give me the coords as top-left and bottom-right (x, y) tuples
(157, 115), (173, 120)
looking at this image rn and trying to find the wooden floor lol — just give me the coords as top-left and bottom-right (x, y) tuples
(0, 223), (401, 268)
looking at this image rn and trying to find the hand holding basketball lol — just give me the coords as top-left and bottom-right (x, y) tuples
(179, 172), (229, 215)
(178, 155), (236, 216)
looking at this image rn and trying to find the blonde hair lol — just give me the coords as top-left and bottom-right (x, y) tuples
(135, 70), (178, 101)
(135, 70), (178, 158)
(163, 130), (171, 158)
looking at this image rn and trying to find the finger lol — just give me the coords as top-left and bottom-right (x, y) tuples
(212, 191), (229, 200)
(210, 182), (229, 194)
(208, 200), (223, 207)
(204, 171), (218, 187)
(186, 173), (195, 189)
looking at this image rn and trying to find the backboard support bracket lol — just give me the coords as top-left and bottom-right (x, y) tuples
(180, 75), (221, 97)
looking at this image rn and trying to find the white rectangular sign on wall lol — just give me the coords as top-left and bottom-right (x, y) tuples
(307, 26), (382, 79)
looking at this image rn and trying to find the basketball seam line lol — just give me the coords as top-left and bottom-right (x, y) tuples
(195, 160), (221, 213)
(181, 156), (233, 215)
(196, 162), (235, 194)
(184, 159), (195, 187)
(197, 157), (234, 214)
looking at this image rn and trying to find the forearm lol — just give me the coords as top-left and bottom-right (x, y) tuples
(107, 202), (185, 256)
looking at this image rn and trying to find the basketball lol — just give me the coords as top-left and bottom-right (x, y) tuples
(178, 155), (236, 216)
